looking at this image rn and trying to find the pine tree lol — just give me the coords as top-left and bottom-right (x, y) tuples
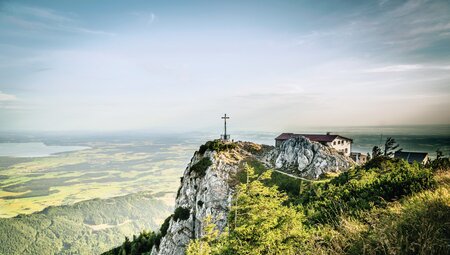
(372, 146), (382, 158)
(384, 137), (402, 157)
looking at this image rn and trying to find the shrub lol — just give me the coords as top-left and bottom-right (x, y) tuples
(154, 215), (172, 248)
(429, 157), (450, 171)
(295, 159), (435, 224)
(101, 230), (158, 255)
(199, 140), (236, 154)
(190, 157), (212, 177)
(173, 207), (190, 222)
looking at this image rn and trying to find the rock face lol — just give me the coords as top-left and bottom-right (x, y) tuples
(264, 137), (353, 178)
(151, 144), (252, 255)
(151, 139), (353, 255)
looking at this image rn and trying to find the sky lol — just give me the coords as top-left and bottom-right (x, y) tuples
(0, 0), (449, 133)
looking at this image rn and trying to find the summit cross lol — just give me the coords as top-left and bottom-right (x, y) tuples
(221, 114), (230, 141)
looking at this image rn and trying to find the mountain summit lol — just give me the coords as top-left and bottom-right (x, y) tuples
(152, 138), (353, 255)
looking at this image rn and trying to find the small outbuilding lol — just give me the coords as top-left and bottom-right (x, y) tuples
(394, 151), (429, 164)
(350, 152), (368, 165)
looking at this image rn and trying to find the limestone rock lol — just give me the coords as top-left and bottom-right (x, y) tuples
(152, 139), (352, 255)
(264, 136), (353, 178)
(151, 146), (246, 255)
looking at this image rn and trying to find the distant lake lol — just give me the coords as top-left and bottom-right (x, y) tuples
(0, 142), (90, 157)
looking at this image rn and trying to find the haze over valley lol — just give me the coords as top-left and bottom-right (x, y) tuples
(0, 0), (449, 254)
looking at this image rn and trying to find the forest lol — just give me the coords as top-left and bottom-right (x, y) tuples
(0, 191), (171, 255)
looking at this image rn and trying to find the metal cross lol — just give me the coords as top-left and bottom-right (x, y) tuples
(221, 114), (230, 140)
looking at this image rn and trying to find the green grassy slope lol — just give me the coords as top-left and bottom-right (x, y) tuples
(106, 142), (450, 255)
(189, 157), (450, 255)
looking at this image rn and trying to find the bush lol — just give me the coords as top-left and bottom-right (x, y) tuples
(320, 187), (450, 255)
(190, 157), (212, 177)
(299, 159), (435, 224)
(199, 140), (236, 154)
(429, 157), (450, 171)
(154, 215), (172, 248)
(173, 207), (190, 222)
(101, 230), (158, 255)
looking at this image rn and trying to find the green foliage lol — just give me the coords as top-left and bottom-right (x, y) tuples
(384, 137), (402, 157)
(159, 215), (171, 237)
(102, 230), (158, 255)
(190, 157), (212, 177)
(186, 158), (448, 255)
(186, 216), (219, 255)
(299, 159), (435, 224)
(173, 207), (190, 222)
(154, 214), (172, 248)
(188, 165), (308, 255)
(236, 159), (304, 200)
(312, 183), (450, 255)
(104, 214), (173, 255)
(366, 187), (450, 255)
(199, 140), (236, 154)
(0, 192), (170, 255)
(227, 167), (307, 254)
(428, 157), (450, 171)
(372, 145), (382, 158)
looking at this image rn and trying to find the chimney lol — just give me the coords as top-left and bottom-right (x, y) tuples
(326, 132), (331, 135)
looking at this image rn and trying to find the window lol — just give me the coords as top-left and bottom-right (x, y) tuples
(333, 141), (336, 145)
(345, 148), (348, 153)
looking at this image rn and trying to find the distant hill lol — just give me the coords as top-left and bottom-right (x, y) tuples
(0, 191), (172, 255)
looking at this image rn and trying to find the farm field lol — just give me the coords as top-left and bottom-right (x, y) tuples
(0, 136), (200, 218)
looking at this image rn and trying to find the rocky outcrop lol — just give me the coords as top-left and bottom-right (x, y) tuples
(151, 139), (353, 255)
(151, 143), (255, 255)
(264, 137), (353, 178)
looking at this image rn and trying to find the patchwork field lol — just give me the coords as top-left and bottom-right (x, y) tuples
(0, 138), (199, 218)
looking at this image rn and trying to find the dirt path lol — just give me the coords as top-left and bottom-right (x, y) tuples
(272, 169), (318, 182)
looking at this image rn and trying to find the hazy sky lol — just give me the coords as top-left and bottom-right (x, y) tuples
(0, 0), (449, 132)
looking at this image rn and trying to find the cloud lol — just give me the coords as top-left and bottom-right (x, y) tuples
(1, 3), (115, 36)
(364, 64), (450, 73)
(6, 4), (75, 23)
(0, 91), (17, 101)
(130, 11), (158, 26)
(298, 0), (450, 56)
(148, 13), (156, 25)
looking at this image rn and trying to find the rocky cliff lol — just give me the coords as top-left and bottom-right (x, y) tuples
(151, 138), (353, 255)
(264, 136), (353, 178)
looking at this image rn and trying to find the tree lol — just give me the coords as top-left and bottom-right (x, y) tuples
(121, 237), (131, 255)
(384, 137), (402, 157)
(372, 146), (382, 158)
(186, 165), (308, 255)
(186, 216), (220, 255)
(436, 149), (443, 160)
(225, 166), (307, 255)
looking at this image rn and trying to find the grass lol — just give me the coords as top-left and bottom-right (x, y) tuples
(231, 157), (449, 255)
(308, 170), (450, 255)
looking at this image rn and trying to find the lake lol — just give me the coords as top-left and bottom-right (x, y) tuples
(0, 142), (90, 157)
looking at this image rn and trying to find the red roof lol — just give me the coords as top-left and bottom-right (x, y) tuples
(275, 133), (352, 142)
